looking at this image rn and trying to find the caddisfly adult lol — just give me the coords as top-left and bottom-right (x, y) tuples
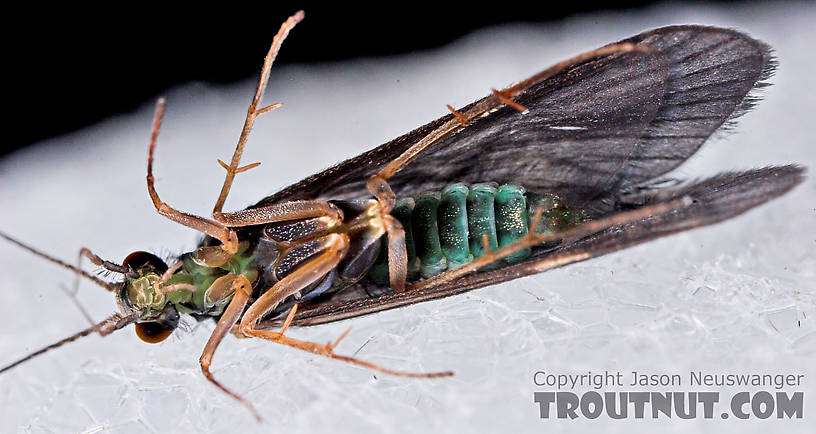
(0, 11), (804, 419)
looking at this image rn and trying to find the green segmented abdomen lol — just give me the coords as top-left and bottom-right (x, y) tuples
(367, 182), (584, 284)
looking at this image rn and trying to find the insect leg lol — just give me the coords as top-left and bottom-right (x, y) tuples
(277, 300), (300, 335)
(383, 214), (408, 292)
(407, 196), (692, 292)
(212, 11), (305, 215)
(77, 247), (134, 276)
(238, 234), (451, 379)
(145, 12), (306, 268)
(212, 199), (343, 227)
(146, 99), (240, 267)
(197, 274), (259, 420)
(225, 286), (300, 340)
(243, 233), (349, 326)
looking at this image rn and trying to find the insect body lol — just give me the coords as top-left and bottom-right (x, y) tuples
(364, 183), (584, 283)
(0, 11), (804, 420)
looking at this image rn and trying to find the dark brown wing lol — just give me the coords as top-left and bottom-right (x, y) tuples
(255, 37), (673, 212)
(251, 25), (791, 327)
(256, 26), (773, 215)
(607, 26), (774, 192)
(270, 165), (804, 326)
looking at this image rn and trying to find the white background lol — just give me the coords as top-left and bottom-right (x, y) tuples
(1, 2), (814, 433)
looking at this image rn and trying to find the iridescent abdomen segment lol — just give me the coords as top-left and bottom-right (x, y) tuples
(368, 182), (584, 283)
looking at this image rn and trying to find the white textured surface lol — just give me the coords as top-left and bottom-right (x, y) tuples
(1, 3), (815, 433)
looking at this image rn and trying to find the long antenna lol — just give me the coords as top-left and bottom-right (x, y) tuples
(0, 231), (117, 291)
(0, 309), (144, 374)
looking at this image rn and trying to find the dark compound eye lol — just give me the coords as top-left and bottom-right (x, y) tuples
(135, 322), (174, 343)
(134, 299), (180, 344)
(122, 251), (168, 274)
